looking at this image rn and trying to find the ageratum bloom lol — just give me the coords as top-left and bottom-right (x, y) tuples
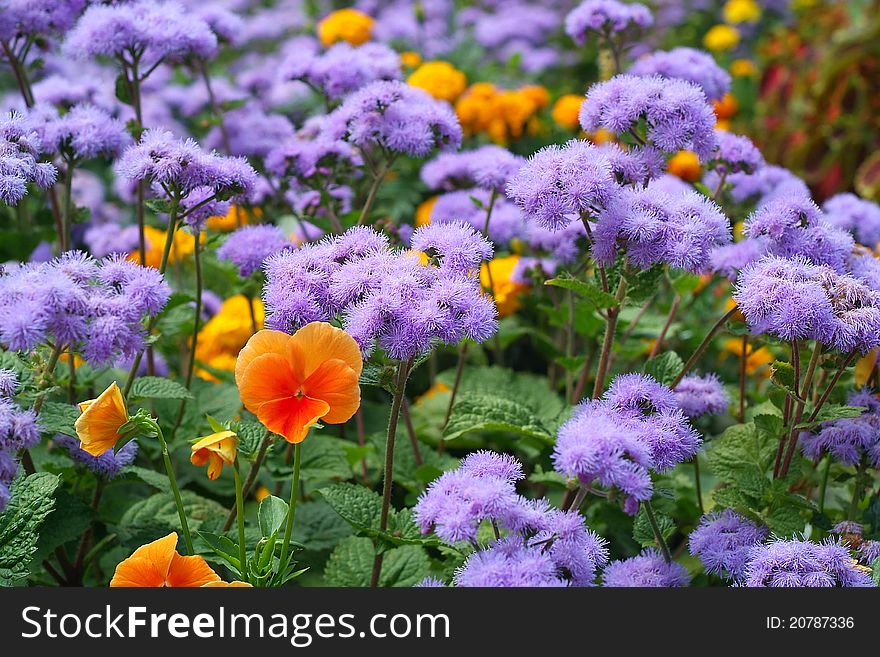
(429, 190), (526, 246)
(688, 509), (768, 580)
(421, 145), (524, 193)
(321, 80), (462, 158)
(592, 185), (731, 272)
(673, 373), (730, 418)
(579, 75), (718, 160)
(0, 371), (40, 511)
(32, 103), (131, 162)
(743, 538), (875, 587)
(0, 252), (170, 365)
(800, 388), (880, 467)
(710, 237), (768, 280)
(454, 538), (569, 587)
(55, 434), (138, 480)
(708, 131), (765, 175)
(602, 549), (691, 587)
(823, 193), (880, 248)
(0, 111), (57, 205)
(0, 0), (84, 41)
(717, 164), (810, 208)
(283, 42), (401, 100)
(217, 225), (294, 278)
(505, 140), (620, 230)
(564, 0), (653, 46)
(629, 47), (731, 101)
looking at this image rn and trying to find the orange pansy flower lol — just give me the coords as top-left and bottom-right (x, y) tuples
(75, 382), (129, 456)
(235, 322), (363, 443)
(190, 430), (238, 480)
(202, 581), (253, 588)
(110, 533), (220, 587)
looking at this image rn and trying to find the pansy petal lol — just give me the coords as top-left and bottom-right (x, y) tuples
(303, 359), (361, 424)
(291, 321), (364, 378)
(109, 533), (178, 587)
(238, 352), (300, 415)
(257, 395), (330, 443)
(166, 553), (221, 587)
(234, 329), (291, 387)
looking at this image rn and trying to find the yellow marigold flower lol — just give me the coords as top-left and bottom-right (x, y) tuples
(190, 430), (238, 480)
(715, 119), (731, 132)
(667, 151), (702, 182)
(74, 382), (129, 456)
(195, 295), (265, 381)
(730, 58), (758, 77)
(254, 485), (271, 502)
(589, 128), (615, 145)
(206, 205), (257, 232)
(317, 8), (374, 47)
(400, 51), (422, 69)
(713, 92), (739, 120)
(855, 349), (879, 387)
(416, 196), (437, 227)
(59, 352), (85, 367)
(722, 338), (774, 375)
(131, 225), (204, 269)
(407, 61), (467, 102)
(704, 24), (740, 51)
(723, 0), (761, 24)
(551, 94), (584, 130)
(520, 84), (550, 110)
(481, 255), (528, 317)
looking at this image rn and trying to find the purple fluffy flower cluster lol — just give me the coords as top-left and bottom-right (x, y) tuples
(629, 47), (730, 101)
(710, 237), (769, 280)
(0, 111), (58, 205)
(54, 434), (138, 480)
(718, 164), (810, 208)
(0, 251), (169, 365)
(743, 538), (875, 587)
(217, 225), (294, 278)
(263, 223), (496, 359)
(429, 190), (525, 246)
(0, 369), (40, 511)
(743, 196), (854, 272)
(708, 131), (765, 175)
(205, 104), (295, 160)
(688, 509), (768, 580)
(673, 373), (730, 418)
(579, 75), (717, 159)
(283, 42), (401, 100)
(553, 374), (701, 513)
(800, 388), (880, 467)
(822, 193), (880, 248)
(733, 255), (880, 353)
(0, 0), (84, 40)
(564, 0), (653, 46)
(592, 185), (731, 272)
(64, 1), (218, 67)
(602, 548), (691, 587)
(322, 80), (462, 158)
(265, 116), (362, 182)
(32, 103), (131, 162)
(422, 145), (524, 193)
(414, 451), (609, 587)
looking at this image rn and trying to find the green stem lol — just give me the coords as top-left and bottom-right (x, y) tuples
(371, 359), (412, 587)
(233, 459), (248, 582)
(223, 430), (273, 532)
(817, 455), (831, 515)
(62, 159), (74, 252)
(778, 341), (823, 479)
(592, 275), (628, 398)
(643, 500), (671, 563)
(848, 456), (868, 521)
(670, 306), (738, 389)
(278, 442), (302, 575)
(441, 343), (467, 430)
(357, 158), (391, 226)
(154, 422), (194, 554)
(693, 456), (704, 515)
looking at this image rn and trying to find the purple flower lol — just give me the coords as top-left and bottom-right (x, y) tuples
(630, 47), (730, 101)
(717, 164), (810, 207)
(64, 1), (218, 67)
(0, 389), (41, 511)
(36, 103), (132, 161)
(800, 388), (880, 467)
(744, 196), (854, 272)
(743, 538), (875, 587)
(422, 146), (524, 193)
(674, 373), (730, 418)
(688, 509), (768, 580)
(458, 450), (524, 482)
(845, 250), (880, 294)
(205, 104), (295, 160)
(832, 521), (863, 536)
(859, 541), (880, 565)
(415, 577), (446, 588)
(565, 0), (653, 46)
(527, 509), (610, 586)
(410, 221), (494, 275)
(709, 131), (765, 175)
(823, 193), (880, 248)
(454, 538), (569, 587)
(0, 369), (18, 397)
(322, 80), (462, 158)
(54, 434), (138, 479)
(429, 190), (527, 246)
(602, 549), (691, 587)
(0, 111), (58, 205)
(505, 140), (620, 230)
(0, 0), (85, 41)
(592, 185), (731, 272)
(579, 74), (717, 160)
(283, 42), (401, 100)
(710, 237), (768, 280)
(217, 225), (294, 278)
(265, 116), (362, 181)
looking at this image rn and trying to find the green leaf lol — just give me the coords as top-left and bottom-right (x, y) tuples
(121, 466), (170, 490)
(298, 437), (353, 483)
(633, 505), (675, 548)
(233, 421), (268, 459)
(114, 73), (131, 106)
(0, 473), (61, 584)
(129, 376), (193, 401)
(324, 536), (430, 587)
(117, 490), (225, 548)
(871, 557), (880, 587)
(706, 422), (776, 486)
(803, 404), (864, 426)
(545, 273), (619, 309)
(668, 270), (702, 295)
(624, 263), (664, 304)
(295, 500), (354, 552)
(258, 496), (289, 539)
(643, 351), (684, 387)
(31, 489), (94, 565)
(197, 531), (241, 571)
(770, 360), (798, 397)
(37, 402), (79, 438)
(442, 394), (555, 445)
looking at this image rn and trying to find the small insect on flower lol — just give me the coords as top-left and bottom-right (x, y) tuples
(235, 322), (363, 443)
(190, 430), (238, 480)
(110, 532), (220, 587)
(74, 381), (129, 456)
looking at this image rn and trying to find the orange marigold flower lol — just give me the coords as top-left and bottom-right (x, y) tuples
(667, 151), (702, 182)
(713, 92), (739, 120)
(74, 382), (129, 456)
(481, 255), (529, 317)
(235, 322), (363, 443)
(317, 8), (374, 47)
(415, 196), (437, 227)
(110, 533), (220, 587)
(190, 430), (238, 480)
(551, 94), (585, 131)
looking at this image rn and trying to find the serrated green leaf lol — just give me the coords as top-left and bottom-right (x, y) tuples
(443, 394), (555, 444)
(32, 488), (94, 565)
(295, 500), (354, 552)
(117, 490), (225, 548)
(643, 351), (683, 386)
(324, 536), (430, 587)
(0, 473), (60, 584)
(37, 402), (79, 437)
(197, 531), (241, 571)
(706, 422), (776, 486)
(624, 263), (664, 304)
(633, 505), (675, 548)
(299, 437), (353, 483)
(129, 376), (193, 401)
(258, 495), (288, 539)
(545, 273), (619, 309)
(232, 421), (267, 459)
(122, 466), (170, 490)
